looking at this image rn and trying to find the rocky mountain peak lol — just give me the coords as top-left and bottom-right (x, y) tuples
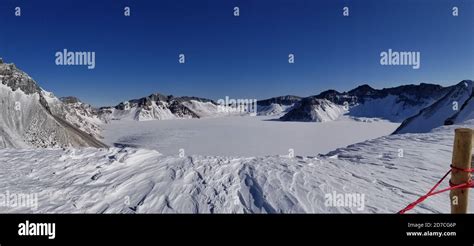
(0, 62), (41, 95)
(257, 95), (302, 106)
(348, 84), (375, 96)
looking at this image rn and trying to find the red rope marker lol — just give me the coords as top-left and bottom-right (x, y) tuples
(398, 165), (473, 214)
(450, 164), (474, 173)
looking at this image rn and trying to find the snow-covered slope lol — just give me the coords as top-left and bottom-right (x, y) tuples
(257, 103), (295, 116)
(99, 93), (228, 122)
(280, 98), (346, 122)
(394, 80), (473, 134)
(448, 91), (474, 124)
(43, 94), (103, 139)
(257, 95), (301, 116)
(346, 84), (448, 121)
(1, 120), (472, 213)
(348, 94), (430, 122)
(0, 62), (106, 148)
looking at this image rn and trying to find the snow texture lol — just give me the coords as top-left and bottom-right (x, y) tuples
(1, 120), (472, 213)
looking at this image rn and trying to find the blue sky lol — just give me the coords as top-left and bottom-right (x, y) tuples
(0, 0), (473, 106)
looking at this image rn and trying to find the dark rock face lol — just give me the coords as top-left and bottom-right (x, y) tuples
(0, 63), (52, 113)
(257, 95), (302, 107)
(0, 63), (41, 95)
(168, 100), (200, 118)
(279, 97), (343, 122)
(314, 89), (356, 105)
(279, 97), (321, 121)
(60, 96), (81, 104)
(114, 93), (215, 111)
(314, 83), (449, 106)
(379, 84), (449, 107)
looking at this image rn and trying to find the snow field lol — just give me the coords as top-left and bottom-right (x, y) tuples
(1, 121), (473, 213)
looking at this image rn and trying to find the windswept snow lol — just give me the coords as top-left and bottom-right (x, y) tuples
(1, 120), (472, 213)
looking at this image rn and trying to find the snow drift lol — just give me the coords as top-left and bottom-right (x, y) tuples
(1, 120), (472, 213)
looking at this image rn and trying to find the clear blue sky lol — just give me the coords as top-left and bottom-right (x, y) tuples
(0, 0), (473, 106)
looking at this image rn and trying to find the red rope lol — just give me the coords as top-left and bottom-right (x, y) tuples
(398, 165), (473, 214)
(450, 164), (474, 173)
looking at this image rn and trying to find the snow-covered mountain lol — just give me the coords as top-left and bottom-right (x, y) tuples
(280, 98), (346, 122)
(257, 95), (301, 116)
(281, 83), (451, 123)
(447, 86), (474, 124)
(345, 84), (449, 121)
(394, 80), (474, 134)
(99, 93), (228, 121)
(44, 95), (103, 140)
(0, 61), (106, 148)
(1, 58), (473, 214)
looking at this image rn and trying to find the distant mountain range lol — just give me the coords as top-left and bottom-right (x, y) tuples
(280, 83), (451, 122)
(269, 80), (473, 133)
(97, 93), (228, 122)
(0, 59), (473, 148)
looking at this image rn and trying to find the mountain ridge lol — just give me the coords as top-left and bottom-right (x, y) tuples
(1, 58), (472, 149)
(281, 82), (453, 123)
(0, 61), (107, 148)
(393, 80), (474, 134)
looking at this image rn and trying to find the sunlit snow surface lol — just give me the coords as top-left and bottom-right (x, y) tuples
(1, 120), (473, 213)
(102, 115), (399, 156)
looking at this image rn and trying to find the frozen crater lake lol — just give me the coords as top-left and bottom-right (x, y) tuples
(102, 116), (400, 156)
